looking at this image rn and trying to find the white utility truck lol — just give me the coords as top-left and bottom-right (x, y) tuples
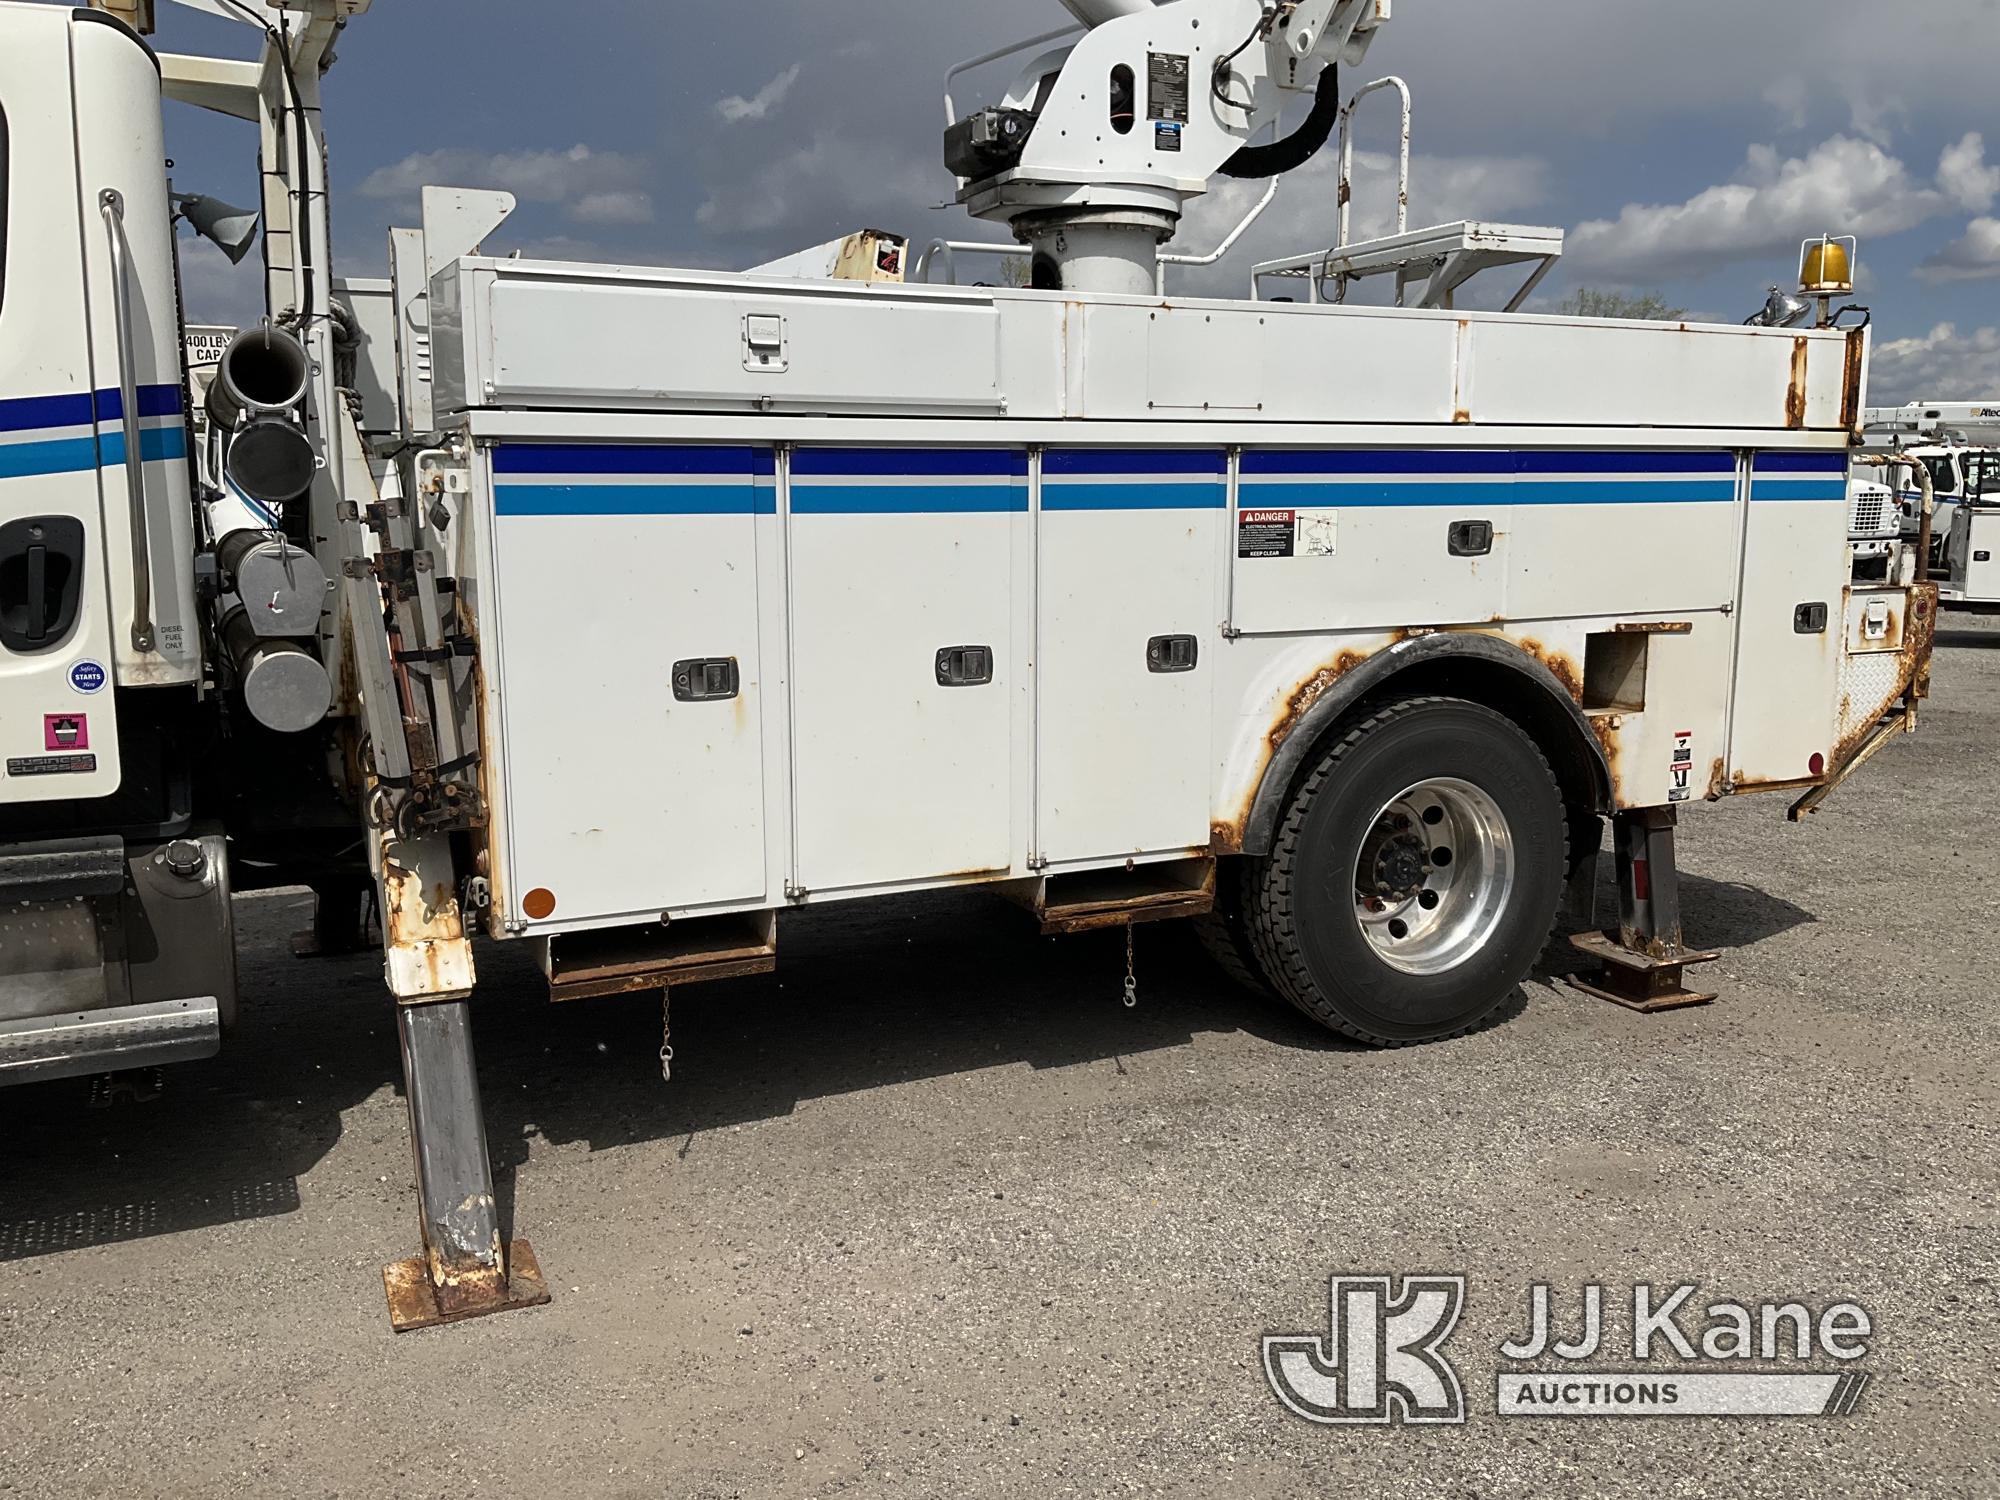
(0, 0), (1936, 1328)
(1863, 402), (2000, 607)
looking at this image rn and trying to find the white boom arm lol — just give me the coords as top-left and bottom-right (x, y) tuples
(953, 0), (1392, 291)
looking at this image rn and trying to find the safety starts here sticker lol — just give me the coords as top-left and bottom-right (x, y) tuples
(1238, 507), (1339, 559)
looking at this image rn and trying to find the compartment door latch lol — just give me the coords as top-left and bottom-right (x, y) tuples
(673, 657), (740, 702)
(935, 645), (994, 686)
(1447, 519), (1494, 557)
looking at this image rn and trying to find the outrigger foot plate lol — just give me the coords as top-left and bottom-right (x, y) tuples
(1565, 932), (1719, 1012)
(383, 1238), (551, 1332)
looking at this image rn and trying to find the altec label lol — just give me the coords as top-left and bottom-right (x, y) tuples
(69, 660), (107, 694)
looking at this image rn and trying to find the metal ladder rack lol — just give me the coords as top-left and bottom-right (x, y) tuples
(1249, 77), (1564, 311)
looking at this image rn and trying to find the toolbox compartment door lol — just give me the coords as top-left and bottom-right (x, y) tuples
(1036, 449), (1219, 863)
(487, 442), (772, 924)
(1726, 452), (1848, 787)
(788, 447), (1021, 890)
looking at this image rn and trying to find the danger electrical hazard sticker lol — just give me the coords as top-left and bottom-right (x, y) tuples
(1238, 508), (1339, 559)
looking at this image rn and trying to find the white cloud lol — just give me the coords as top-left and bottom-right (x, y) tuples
(695, 138), (934, 239)
(1918, 218), (2000, 285)
(176, 237), (264, 329)
(716, 64), (802, 126)
(570, 190), (656, 226)
(1566, 135), (1946, 283)
(1869, 323), (2000, 405)
(1938, 133), (2000, 213)
(356, 143), (650, 227)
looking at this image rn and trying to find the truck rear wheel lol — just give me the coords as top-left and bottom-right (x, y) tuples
(1245, 696), (1566, 1045)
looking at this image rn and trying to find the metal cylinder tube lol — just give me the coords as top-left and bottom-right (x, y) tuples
(220, 606), (332, 733)
(206, 323), (311, 430)
(223, 415), (318, 503)
(1018, 209), (1175, 295)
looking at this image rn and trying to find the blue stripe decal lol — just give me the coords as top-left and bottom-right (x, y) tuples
(496, 482), (772, 516)
(1514, 479), (1735, 505)
(0, 425), (186, 480)
(1044, 449), (1225, 477)
(791, 483), (1025, 515)
(493, 443), (772, 477)
(1043, 481), (1224, 511)
(1516, 451), (1735, 475)
(1244, 449), (1513, 476)
(0, 383), (183, 436)
(793, 448), (1026, 478)
(1756, 453), (1848, 476)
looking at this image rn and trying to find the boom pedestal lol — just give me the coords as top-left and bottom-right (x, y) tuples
(381, 999), (549, 1331)
(1567, 807), (1719, 1012)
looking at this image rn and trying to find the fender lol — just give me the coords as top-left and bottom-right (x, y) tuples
(1235, 633), (1615, 857)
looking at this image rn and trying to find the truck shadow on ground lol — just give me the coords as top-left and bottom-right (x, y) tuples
(0, 871), (1813, 1263)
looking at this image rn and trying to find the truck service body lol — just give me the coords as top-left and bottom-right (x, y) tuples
(0, 0), (1937, 1326)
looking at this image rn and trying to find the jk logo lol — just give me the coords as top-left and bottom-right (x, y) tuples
(1263, 1275), (1467, 1425)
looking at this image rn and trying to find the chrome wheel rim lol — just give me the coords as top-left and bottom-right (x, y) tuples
(1351, 777), (1515, 975)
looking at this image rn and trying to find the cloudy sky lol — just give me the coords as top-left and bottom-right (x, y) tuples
(137, 0), (2000, 401)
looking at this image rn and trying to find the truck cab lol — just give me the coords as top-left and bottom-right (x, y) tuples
(0, 4), (233, 1083)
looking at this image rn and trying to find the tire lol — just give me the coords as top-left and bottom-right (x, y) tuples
(1244, 695), (1566, 1046)
(1191, 858), (1270, 995)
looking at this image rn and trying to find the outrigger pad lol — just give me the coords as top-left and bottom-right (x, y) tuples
(1564, 932), (1720, 1013)
(382, 1239), (551, 1333)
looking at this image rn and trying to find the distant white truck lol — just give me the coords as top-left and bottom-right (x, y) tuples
(1862, 402), (2000, 605)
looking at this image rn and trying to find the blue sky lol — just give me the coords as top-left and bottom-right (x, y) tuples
(129, 0), (2000, 402)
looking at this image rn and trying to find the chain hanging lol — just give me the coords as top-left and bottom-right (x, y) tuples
(660, 985), (674, 1083)
(1122, 922), (1138, 1008)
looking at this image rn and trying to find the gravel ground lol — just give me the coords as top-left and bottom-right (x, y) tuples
(2, 615), (1996, 1499)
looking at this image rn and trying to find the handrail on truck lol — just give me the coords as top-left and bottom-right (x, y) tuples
(99, 187), (154, 653)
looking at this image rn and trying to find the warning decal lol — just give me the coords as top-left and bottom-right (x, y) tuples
(1238, 508), (1296, 558)
(1669, 730), (1694, 803)
(1147, 53), (1190, 123)
(1238, 507), (1339, 558)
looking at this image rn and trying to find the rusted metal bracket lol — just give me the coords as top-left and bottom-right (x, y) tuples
(1565, 806), (1718, 1012)
(383, 1239), (550, 1333)
(1788, 706), (1917, 822)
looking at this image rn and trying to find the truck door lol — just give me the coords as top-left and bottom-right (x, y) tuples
(788, 447), (1023, 891)
(69, 10), (199, 689)
(0, 10), (124, 803)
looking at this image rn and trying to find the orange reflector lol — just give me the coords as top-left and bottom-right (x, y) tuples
(523, 887), (556, 920)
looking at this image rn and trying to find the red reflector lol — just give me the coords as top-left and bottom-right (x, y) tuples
(1809, 753), (1826, 777)
(1632, 858), (1650, 902)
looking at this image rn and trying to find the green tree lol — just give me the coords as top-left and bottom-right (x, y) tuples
(1553, 288), (1689, 321)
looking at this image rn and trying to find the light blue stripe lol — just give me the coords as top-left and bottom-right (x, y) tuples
(0, 435), (100, 480)
(1751, 481), (1847, 502)
(0, 426), (184, 480)
(792, 483), (1024, 515)
(496, 482), (768, 516)
(1043, 481), (1223, 511)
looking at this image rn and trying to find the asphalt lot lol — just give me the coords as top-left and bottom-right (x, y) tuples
(2, 615), (1996, 1499)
